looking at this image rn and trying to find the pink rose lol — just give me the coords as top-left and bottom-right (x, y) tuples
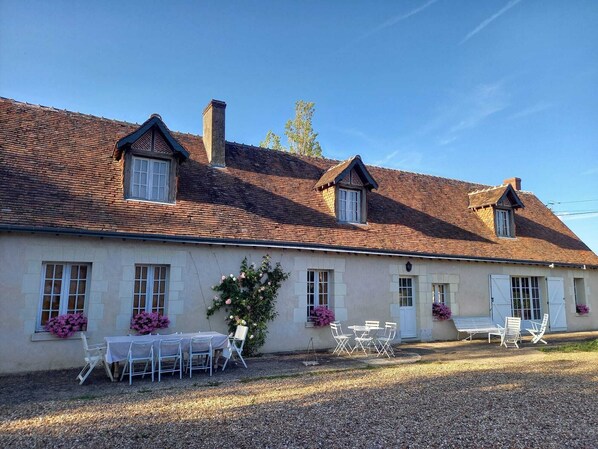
(225, 298), (232, 305)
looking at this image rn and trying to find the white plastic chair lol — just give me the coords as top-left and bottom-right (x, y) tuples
(526, 313), (549, 344)
(500, 317), (522, 349)
(376, 322), (397, 358)
(157, 339), (183, 382)
(120, 341), (155, 385)
(330, 322), (352, 355)
(189, 336), (213, 377)
(222, 325), (248, 371)
(76, 333), (114, 385)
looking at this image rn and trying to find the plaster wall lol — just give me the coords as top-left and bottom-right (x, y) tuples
(1, 233), (596, 373)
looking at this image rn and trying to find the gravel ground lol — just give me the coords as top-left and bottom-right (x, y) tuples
(1, 343), (597, 448)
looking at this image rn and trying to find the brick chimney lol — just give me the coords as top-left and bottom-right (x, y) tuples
(203, 99), (226, 167)
(503, 177), (521, 191)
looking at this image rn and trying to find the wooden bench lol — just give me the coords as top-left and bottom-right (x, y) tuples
(452, 316), (502, 342)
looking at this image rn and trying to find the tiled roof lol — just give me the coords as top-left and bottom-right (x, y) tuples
(468, 185), (523, 209)
(1, 97), (597, 267)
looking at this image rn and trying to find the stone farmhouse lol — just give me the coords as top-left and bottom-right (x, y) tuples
(1, 97), (596, 373)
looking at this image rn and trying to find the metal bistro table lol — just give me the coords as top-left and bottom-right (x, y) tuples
(104, 332), (229, 380)
(348, 325), (382, 355)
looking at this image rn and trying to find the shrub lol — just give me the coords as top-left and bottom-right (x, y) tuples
(130, 311), (170, 335)
(45, 313), (87, 338)
(311, 306), (335, 327)
(432, 303), (452, 321)
(207, 255), (289, 356)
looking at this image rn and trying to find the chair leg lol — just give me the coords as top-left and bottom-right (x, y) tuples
(77, 361), (94, 385)
(102, 361), (114, 382)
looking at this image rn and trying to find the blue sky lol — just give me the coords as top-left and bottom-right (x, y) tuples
(1, 0), (597, 252)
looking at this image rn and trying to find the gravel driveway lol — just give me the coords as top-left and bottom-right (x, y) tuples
(1, 342), (597, 448)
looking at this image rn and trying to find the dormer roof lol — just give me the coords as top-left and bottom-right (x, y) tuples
(315, 155), (378, 191)
(113, 114), (189, 161)
(468, 184), (524, 210)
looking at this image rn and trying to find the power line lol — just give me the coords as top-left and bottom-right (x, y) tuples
(555, 211), (598, 217)
(547, 199), (598, 206)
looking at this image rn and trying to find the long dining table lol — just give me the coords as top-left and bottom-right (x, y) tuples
(104, 332), (230, 375)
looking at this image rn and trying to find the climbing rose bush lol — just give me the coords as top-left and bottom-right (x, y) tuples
(130, 311), (170, 335)
(207, 255), (289, 356)
(311, 306), (335, 327)
(45, 313), (87, 338)
(432, 303), (452, 321)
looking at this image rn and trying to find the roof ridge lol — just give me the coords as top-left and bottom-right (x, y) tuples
(468, 185), (507, 195)
(1, 96), (141, 128)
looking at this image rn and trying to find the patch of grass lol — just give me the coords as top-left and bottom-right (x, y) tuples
(540, 339), (598, 353)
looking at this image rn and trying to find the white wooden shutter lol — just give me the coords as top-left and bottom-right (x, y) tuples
(490, 275), (512, 326)
(547, 277), (567, 331)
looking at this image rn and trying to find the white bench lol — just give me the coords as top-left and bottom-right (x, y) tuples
(452, 316), (502, 342)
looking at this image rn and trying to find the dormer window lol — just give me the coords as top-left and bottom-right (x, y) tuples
(339, 188), (361, 223)
(469, 183), (524, 239)
(114, 114), (189, 204)
(495, 208), (512, 237)
(315, 155), (378, 225)
(131, 156), (170, 202)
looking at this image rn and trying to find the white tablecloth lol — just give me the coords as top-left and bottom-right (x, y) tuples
(104, 332), (229, 364)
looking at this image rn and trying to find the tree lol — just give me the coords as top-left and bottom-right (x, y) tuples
(260, 130), (284, 151)
(259, 100), (323, 157)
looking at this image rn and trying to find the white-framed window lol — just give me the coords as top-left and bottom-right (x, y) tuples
(133, 265), (169, 316)
(131, 156), (170, 202)
(398, 278), (414, 307)
(432, 284), (447, 304)
(37, 262), (91, 331)
(574, 278), (587, 307)
(511, 276), (541, 320)
(307, 270), (330, 319)
(338, 188), (361, 223)
(495, 208), (512, 237)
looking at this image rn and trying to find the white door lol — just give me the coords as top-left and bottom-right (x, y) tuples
(547, 277), (567, 331)
(398, 278), (417, 338)
(490, 275), (511, 326)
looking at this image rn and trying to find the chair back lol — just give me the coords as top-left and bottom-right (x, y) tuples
(505, 317), (521, 337)
(365, 320), (380, 328)
(159, 339), (181, 357)
(330, 322), (340, 337)
(384, 322), (397, 339)
(81, 333), (90, 353)
(234, 325), (249, 342)
(540, 313), (549, 329)
(129, 341), (154, 358)
(190, 336), (213, 354)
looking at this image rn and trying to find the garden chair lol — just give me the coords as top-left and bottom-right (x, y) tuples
(330, 322), (352, 355)
(500, 317), (522, 349)
(156, 339), (183, 382)
(189, 335), (213, 377)
(222, 325), (248, 371)
(351, 327), (375, 355)
(526, 313), (549, 345)
(77, 333), (114, 385)
(120, 341), (155, 385)
(376, 322), (397, 358)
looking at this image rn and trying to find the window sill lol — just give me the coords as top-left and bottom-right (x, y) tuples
(575, 313), (591, 317)
(305, 321), (315, 328)
(125, 198), (176, 206)
(31, 331), (83, 342)
(497, 236), (517, 240)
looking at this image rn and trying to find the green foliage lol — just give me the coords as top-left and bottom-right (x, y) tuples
(259, 100), (323, 157)
(539, 339), (598, 353)
(207, 255), (290, 356)
(285, 100), (322, 157)
(260, 130), (284, 151)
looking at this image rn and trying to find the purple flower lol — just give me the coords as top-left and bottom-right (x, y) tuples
(130, 311), (170, 335)
(432, 303), (452, 320)
(311, 306), (335, 327)
(45, 313), (88, 338)
(576, 304), (590, 315)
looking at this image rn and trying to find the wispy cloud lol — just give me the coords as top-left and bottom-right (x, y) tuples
(460, 0), (523, 45)
(374, 150), (424, 171)
(507, 102), (552, 120)
(436, 81), (510, 145)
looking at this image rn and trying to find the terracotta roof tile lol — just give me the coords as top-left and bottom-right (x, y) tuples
(1, 97), (597, 267)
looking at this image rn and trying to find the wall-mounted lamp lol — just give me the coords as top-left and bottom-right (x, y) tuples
(406, 261), (412, 272)
(582, 265), (587, 270)
(549, 263), (555, 269)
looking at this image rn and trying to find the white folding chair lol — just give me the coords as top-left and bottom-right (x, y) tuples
(120, 341), (155, 385)
(500, 317), (522, 349)
(351, 327), (374, 355)
(376, 322), (397, 358)
(222, 325), (248, 371)
(189, 336), (213, 377)
(330, 322), (352, 355)
(365, 320), (380, 328)
(526, 313), (549, 345)
(157, 339), (183, 382)
(76, 333), (114, 385)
